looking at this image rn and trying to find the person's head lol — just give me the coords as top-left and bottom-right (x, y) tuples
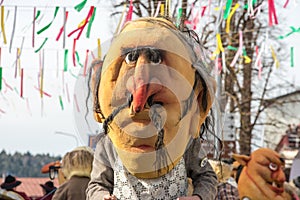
(91, 17), (216, 179)
(0, 175), (21, 191)
(40, 181), (56, 195)
(61, 146), (94, 180)
(233, 148), (289, 200)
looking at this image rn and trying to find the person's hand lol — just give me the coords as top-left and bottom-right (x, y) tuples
(103, 194), (117, 200)
(177, 195), (201, 200)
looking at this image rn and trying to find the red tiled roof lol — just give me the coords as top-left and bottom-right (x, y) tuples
(0, 177), (59, 198)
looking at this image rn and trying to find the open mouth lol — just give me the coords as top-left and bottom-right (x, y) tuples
(267, 181), (284, 194)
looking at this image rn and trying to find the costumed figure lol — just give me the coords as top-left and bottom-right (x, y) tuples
(52, 146), (94, 200)
(0, 175), (30, 200)
(86, 17), (219, 200)
(232, 148), (290, 200)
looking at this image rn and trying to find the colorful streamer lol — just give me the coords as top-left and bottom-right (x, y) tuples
(154, 1), (161, 18)
(64, 49), (68, 72)
(223, 0), (233, 19)
(278, 26), (300, 39)
(66, 83), (70, 103)
(72, 39), (77, 66)
(1, 6), (7, 44)
(226, 3), (240, 33)
(97, 38), (101, 59)
(0, 67), (2, 91)
(124, 0), (133, 24)
(291, 46), (294, 67)
(270, 45), (279, 68)
(20, 68), (23, 97)
(86, 7), (96, 38)
(68, 6), (94, 40)
(268, 0), (278, 26)
(230, 31), (243, 67)
(74, 0), (87, 12)
(283, 0), (289, 8)
(32, 7), (36, 47)
(83, 49), (89, 76)
(34, 37), (48, 53)
(75, 51), (83, 67)
(37, 7), (59, 35)
(59, 95), (64, 110)
(34, 86), (51, 97)
(9, 6), (17, 53)
(74, 94), (80, 112)
(56, 10), (69, 42)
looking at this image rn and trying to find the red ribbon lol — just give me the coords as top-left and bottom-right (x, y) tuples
(56, 11), (69, 41)
(68, 6), (94, 40)
(268, 0), (278, 26)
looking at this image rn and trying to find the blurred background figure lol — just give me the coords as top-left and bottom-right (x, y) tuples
(208, 159), (239, 200)
(36, 181), (57, 200)
(52, 146), (94, 200)
(0, 175), (31, 200)
(41, 160), (65, 185)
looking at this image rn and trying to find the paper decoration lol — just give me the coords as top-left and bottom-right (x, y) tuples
(0, 67), (2, 91)
(56, 10), (69, 42)
(9, 6), (17, 53)
(226, 3), (240, 33)
(1, 6), (7, 44)
(20, 68), (23, 97)
(64, 49), (68, 71)
(268, 0), (278, 26)
(34, 37), (48, 53)
(59, 95), (64, 110)
(86, 7), (96, 38)
(278, 26), (300, 39)
(74, 0), (87, 12)
(290, 46), (294, 67)
(97, 38), (101, 59)
(32, 7), (36, 47)
(37, 7), (60, 35)
(223, 0), (233, 19)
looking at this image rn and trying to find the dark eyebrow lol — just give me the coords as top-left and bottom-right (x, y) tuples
(121, 46), (159, 56)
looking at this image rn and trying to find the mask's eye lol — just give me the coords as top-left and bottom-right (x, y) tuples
(149, 50), (162, 65)
(269, 163), (278, 171)
(125, 51), (139, 64)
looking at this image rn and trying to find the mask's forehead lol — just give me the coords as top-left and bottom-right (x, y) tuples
(102, 19), (192, 73)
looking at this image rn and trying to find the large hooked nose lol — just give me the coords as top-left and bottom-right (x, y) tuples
(126, 50), (163, 114)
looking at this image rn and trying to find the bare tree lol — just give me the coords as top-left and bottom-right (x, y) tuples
(106, 0), (297, 155)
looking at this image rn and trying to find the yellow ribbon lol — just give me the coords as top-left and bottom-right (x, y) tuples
(226, 3), (240, 33)
(1, 6), (7, 44)
(270, 45), (279, 68)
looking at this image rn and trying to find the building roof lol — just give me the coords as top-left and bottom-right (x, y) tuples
(0, 177), (59, 198)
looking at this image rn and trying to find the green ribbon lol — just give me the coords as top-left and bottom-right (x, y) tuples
(75, 51), (83, 67)
(34, 37), (48, 53)
(227, 45), (238, 51)
(0, 67), (2, 91)
(224, 0), (233, 19)
(64, 49), (68, 72)
(291, 47), (294, 67)
(86, 7), (96, 38)
(37, 7), (59, 35)
(35, 10), (41, 20)
(75, 0), (87, 12)
(59, 95), (64, 110)
(278, 26), (300, 39)
(244, 0), (257, 9)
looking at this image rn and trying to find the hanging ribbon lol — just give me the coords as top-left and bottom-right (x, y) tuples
(0, 66), (2, 91)
(72, 39), (77, 66)
(86, 7), (96, 38)
(226, 3), (240, 33)
(290, 46), (294, 67)
(34, 37), (48, 53)
(283, 0), (290, 8)
(9, 6), (17, 53)
(40, 50), (45, 98)
(75, 0), (87, 12)
(230, 31), (243, 67)
(56, 10), (69, 41)
(124, 0), (133, 24)
(59, 95), (64, 110)
(97, 38), (101, 59)
(268, 0), (278, 26)
(74, 94), (80, 112)
(1, 6), (7, 44)
(278, 26), (300, 39)
(20, 68), (24, 97)
(83, 49), (89, 76)
(160, 3), (165, 16)
(32, 7), (36, 47)
(154, 1), (161, 18)
(34, 86), (51, 97)
(223, 0), (233, 19)
(68, 6), (94, 40)
(65, 83), (70, 103)
(64, 49), (68, 72)
(75, 51), (83, 67)
(270, 45), (279, 68)
(242, 48), (252, 63)
(37, 7), (59, 35)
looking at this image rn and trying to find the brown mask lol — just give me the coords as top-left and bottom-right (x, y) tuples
(93, 17), (216, 178)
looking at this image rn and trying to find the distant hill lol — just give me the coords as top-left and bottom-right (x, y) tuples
(0, 150), (62, 177)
